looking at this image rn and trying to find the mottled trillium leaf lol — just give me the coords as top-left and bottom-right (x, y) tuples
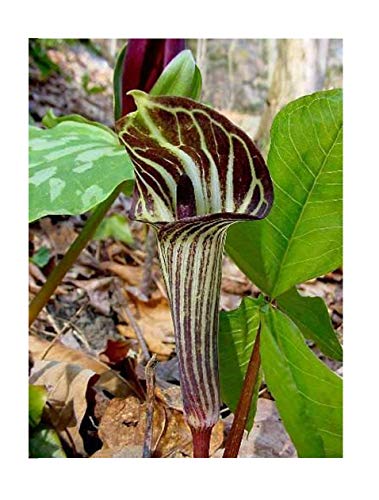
(117, 91), (273, 447)
(260, 305), (343, 458)
(29, 384), (66, 458)
(219, 297), (262, 431)
(30, 246), (51, 268)
(29, 427), (67, 458)
(226, 89), (343, 297)
(94, 213), (134, 245)
(29, 384), (48, 428)
(276, 287), (342, 361)
(29, 122), (134, 222)
(42, 108), (116, 136)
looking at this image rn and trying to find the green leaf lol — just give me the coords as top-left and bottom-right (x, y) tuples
(276, 287), (342, 361)
(81, 72), (106, 95)
(219, 297), (262, 431)
(113, 42), (128, 121)
(29, 39), (61, 78)
(150, 50), (202, 100)
(42, 109), (116, 136)
(29, 384), (47, 428)
(260, 305), (342, 457)
(29, 427), (66, 458)
(30, 246), (51, 268)
(226, 89), (342, 297)
(94, 213), (134, 245)
(29, 121), (134, 222)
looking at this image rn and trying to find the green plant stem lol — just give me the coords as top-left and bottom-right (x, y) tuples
(223, 325), (261, 458)
(29, 184), (125, 327)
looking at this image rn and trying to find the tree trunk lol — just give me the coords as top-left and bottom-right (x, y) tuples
(227, 39), (238, 110)
(196, 39), (208, 92)
(255, 39), (329, 152)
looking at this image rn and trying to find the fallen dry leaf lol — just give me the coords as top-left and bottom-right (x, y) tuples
(117, 297), (175, 359)
(93, 396), (166, 457)
(29, 275), (41, 295)
(30, 359), (98, 455)
(214, 398), (297, 458)
(100, 261), (143, 286)
(39, 218), (78, 255)
(100, 338), (134, 364)
(29, 335), (132, 398)
(155, 409), (191, 457)
(93, 394), (224, 458)
(220, 257), (257, 311)
(29, 262), (65, 296)
(241, 399), (296, 458)
(93, 445), (144, 458)
(221, 257), (252, 295)
(68, 277), (114, 315)
(155, 385), (183, 412)
(66, 262), (96, 280)
(155, 358), (180, 385)
(100, 261), (163, 303)
(209, 420), (225, 456)
(29, 262), (47, 284)
(157, 412), (224, 458)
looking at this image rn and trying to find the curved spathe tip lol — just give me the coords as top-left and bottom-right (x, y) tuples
(118, 93), (274, 225)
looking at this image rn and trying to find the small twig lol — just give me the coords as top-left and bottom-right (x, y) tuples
(39, 305), (86, 360)
(153, 273), (168, 300)
(30, 328), (56, 339)
(118, 241), (167, 299)
(67, 321), (92, 351)
(95, 240), (101, 263)
(140, 226), (157, 298)
(143, 355), (158, 458)
(114, 282), (151, 362)
(258, 387), (268, 397)
(223, 325), (261, 458)
(119, 242), (145, 265)
(41, 312), (72, 360)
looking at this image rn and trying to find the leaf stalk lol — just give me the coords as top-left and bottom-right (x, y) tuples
(29, 184), (125, 326)
(223, 325), (261, 458)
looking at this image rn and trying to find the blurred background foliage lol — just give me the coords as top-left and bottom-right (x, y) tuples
(29, 38), (342, 148)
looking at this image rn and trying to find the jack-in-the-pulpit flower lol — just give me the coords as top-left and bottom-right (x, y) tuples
(116, 90), (273, 457)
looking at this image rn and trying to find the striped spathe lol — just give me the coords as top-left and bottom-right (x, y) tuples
(116, 92), (273, 438)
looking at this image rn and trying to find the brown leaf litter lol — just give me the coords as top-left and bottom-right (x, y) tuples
(92, 395), (224, 458)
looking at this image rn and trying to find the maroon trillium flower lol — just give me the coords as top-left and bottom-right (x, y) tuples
(116, 39), (185, 118)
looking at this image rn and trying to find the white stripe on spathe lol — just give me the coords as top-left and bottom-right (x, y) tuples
(156, 218), (231, 430)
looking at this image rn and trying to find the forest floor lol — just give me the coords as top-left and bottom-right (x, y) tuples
(28, 41), (343, 458)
